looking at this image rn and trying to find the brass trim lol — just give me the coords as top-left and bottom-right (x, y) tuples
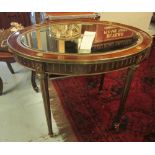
(9, 46), (150, 64)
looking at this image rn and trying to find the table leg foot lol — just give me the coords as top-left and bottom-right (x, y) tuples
(111, 115), (128, 133)
(48, 133), (53, 137)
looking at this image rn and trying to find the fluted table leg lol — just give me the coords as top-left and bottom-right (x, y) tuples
(40, 73), (53, 136)
(112, 65), (138, 131)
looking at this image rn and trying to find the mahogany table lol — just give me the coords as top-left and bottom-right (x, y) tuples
(7, 20), (152, 136)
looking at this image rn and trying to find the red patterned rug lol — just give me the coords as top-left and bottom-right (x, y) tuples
(51, 44), (155, 142)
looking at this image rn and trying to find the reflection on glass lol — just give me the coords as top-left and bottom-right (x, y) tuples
(20, 23), (139, 55)
(49, 24), (81, 39)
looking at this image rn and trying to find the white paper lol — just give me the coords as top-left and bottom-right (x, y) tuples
(79, 31), (96, 53)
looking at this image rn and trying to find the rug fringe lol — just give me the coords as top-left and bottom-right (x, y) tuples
(49, 82), (78, 142)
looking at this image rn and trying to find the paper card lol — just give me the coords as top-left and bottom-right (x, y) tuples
(79, 31), (96, 53)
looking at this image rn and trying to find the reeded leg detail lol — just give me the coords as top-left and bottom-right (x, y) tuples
(40, 73), (53, 136)
(0, 77), (3, 95)
(31, 71), (39, 92)
(111, 65), (138, 131)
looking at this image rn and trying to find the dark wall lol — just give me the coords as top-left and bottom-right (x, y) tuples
(0, 12), (31, 29)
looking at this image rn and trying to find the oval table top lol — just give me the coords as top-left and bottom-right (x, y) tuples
(7, 20), (152, 64)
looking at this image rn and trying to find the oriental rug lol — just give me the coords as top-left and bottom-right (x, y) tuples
(50, 43), (155, 142)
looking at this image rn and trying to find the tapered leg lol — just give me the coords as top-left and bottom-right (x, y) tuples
(112, 65), (138, 131)
(40, 73), (53, 136)
(6, 62), (15, 74)
(98, 74), (105, 93)
(31, 71), (39, 92)
(0, 77), (3, 95)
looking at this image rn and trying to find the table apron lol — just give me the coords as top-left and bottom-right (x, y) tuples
(13, 48), (150, 75)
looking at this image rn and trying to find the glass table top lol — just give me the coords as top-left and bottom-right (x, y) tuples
(20, 22), (140, 55)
